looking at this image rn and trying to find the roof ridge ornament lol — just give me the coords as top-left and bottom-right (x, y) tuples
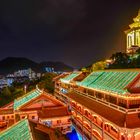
(36, 85), (43, 93)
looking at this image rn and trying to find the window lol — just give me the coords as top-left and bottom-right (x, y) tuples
(57, 120), (61, 124)
(2, 116), (5, 120)
(111, 126), (117, 133)
(68, 118), (71, 122)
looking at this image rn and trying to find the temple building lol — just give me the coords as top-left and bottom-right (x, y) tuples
(54, 70), (140, 140)
(125, 9), (140, 53)
(0, 87), (72, 139)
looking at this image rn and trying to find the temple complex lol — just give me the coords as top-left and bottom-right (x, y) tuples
(54, 70), (140, 140)
(1, 8), (140, 140)
(125, 9), (140, 53)
(0, 87), (72, 139)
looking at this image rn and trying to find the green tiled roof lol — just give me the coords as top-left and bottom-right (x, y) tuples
(60, 72), (81, 83)
(78, 71), (104, 86)
(79, 71), (139, 95)
(0, 119), (33, 140)
(14, 89), (42, 110)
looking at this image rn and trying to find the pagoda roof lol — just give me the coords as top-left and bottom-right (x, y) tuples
(125, 27), (140, 34)
(60, 71), (82, 83)
(38, 106), (71, 119)
(125, 9), (140, 32)
(14, 88), (43, 110)
(133, 9), (140, 22)
(78, 70), (140, 95)
(53, 72), (69, 82)
(0, 102), (14, 115)
(1, 102), (14, 109)
(0, 119), (33, 140)
(19, 93), (63, 111)
(129, 23), (140, 29)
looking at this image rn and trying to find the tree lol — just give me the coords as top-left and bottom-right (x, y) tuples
(38, 72), (57, 93)
(109, 52), (129, 68)
(81, 67), (90, 73)
(1, 87), (12, 97)
(135, 55), (140, 67)
(136, 48), (140, 54)
(91, 61), (107, 71)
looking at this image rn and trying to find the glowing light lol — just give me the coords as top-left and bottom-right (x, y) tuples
(92, 129), (102, 138)
(125, 9), (140, 51)
(104, 122), (118, 132)
(135, 132), (140, 136)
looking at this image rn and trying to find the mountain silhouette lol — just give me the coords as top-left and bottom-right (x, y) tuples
(0, 57), (73, 75)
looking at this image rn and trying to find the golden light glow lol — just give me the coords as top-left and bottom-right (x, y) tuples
(135, 132), (140, 136)
(92, 129), (102, 138)
(92, 114), (102, 121)
(125, 9), (140, 52)
(104, 122), (118, 132)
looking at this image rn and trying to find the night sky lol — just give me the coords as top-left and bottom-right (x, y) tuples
(0, 0), (140, 68)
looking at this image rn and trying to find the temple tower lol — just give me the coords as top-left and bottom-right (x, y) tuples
(125, 9), (140, 53)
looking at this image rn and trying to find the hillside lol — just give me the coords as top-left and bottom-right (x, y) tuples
(0, 57), (73, 75)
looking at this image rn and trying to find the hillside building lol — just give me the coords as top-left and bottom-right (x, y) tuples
(54, 70), (140, 140)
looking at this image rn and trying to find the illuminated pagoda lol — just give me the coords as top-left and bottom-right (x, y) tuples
(54, 70), (140, 140)
(0, 87), (72, 137)
(125, 9), (140, 53)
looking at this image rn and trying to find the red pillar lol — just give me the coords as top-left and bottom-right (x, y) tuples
(102, 121), (105, 140)
(126, 99), (129, 109)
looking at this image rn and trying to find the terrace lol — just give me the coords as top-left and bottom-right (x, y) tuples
(67, 91), (140, 128)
